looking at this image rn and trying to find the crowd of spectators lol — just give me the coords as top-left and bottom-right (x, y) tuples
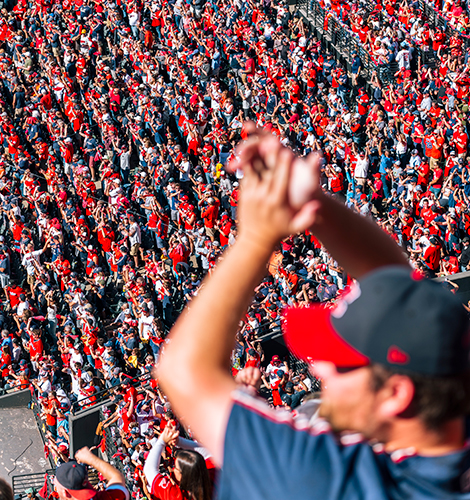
(0, 0), (469, 493)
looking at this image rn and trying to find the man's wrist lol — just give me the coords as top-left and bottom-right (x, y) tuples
(236, 232), (277, 259)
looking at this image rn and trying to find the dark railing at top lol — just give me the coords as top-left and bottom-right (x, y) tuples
(294, 0), (460, 89)
(295, 0), (399, 87)
(418, 0), (470, 49)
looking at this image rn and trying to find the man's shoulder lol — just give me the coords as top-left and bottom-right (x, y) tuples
(94, 484), (129, 500)
(221, 390), (382, 499)
(223, 391), (470, 499)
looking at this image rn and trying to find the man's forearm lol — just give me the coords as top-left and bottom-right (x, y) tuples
(160, 236), (271, 377)
(310, 195), (409, 278)
(77, 448), (125, 486)
(157, 236), (273, 461)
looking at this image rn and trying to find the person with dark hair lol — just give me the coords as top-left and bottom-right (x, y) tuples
(143, 424), (212, 500)
(0, 477), (13, 500)
(156, 128), (470, 499)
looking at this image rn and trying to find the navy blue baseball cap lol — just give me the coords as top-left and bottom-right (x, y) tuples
(55, 461), (95, 500)
(284, 266), (470, 376)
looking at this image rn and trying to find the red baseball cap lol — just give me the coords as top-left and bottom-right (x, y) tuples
(283, 266), (470, 375)
(284, 296), (368, 368)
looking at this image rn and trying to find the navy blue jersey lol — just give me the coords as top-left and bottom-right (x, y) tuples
(217, 390), (470, 500)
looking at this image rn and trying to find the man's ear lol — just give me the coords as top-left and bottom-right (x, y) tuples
(376, 374), (415, 420)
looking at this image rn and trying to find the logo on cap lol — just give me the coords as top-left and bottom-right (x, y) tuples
(387, 346), (410, 365)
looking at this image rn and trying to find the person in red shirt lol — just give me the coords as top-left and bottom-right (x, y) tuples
(42, 391), (59, 436)
(144, 424), (212, 500)
(429, 165), (444, 197)
(39, 89), (52, 111)
(120, 378), (138, 407)
(7, 131), (20, 160)
(453, 126), (468, 159)
(229, 183), (239, 221)
(28, 329), (44, 372)
(368, 173), (384, 214)
(441, 255), (459, 275)
(217, 214), (232, 248)
(97, 222), (115, 258)
(420, 199), (434, 227)
(329, 166), (344, 194)
(91, 338), (106, 371)
(200, 197), (219, 241)
(11, 216), (24, 252)
(6, 282), (25, 309)
(417, 161), (430, 189)
(429, 130), (445, 169)
(431, 28), (445, 52)
(168, 238), (189, 272)
(422, 237), (441, 276)
(0, 345), (11, 379)
(81, 325), (97, 366)
(356, 88), (369, 116)
(245, 348), (261, 369)
(239, 49), (256, 85)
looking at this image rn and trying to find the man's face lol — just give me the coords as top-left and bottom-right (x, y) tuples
(54, 478), (69, 500)
(313, 362), (383, 438)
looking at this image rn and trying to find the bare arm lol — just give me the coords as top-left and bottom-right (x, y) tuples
(309, 193), (409, 278)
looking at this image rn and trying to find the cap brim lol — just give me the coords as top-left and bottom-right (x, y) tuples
(283, 306), (369, 367)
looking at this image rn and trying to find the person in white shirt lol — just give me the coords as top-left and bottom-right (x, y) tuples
(69, 361), (91, 397)
(17, 294), (30, 317)
(354, 151), (369, 186)
(178, 157), (191, 184)
(396, 45), (411, 70)
(419, 92), (432, 119)
(129, 10), (140, 38)
(22, 240), (48, 297)
(128, 215), (142, 268)
(139, 307), (154, 342)
(409, 149), (422, 169)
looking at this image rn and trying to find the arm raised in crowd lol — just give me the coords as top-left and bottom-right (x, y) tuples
(75, 446), (126, 487)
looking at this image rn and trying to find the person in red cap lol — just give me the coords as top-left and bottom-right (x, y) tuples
(156, 127), (470, 500)
(54, 447), (128, 500)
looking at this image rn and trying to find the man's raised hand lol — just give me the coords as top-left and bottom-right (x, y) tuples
(229, 123), (324, 249)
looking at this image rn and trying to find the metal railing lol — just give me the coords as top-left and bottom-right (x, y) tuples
(99, 407), (135, 490)
(295, 0), (397, 87)
(418, 0), (470, 48)
(12, 470), (55, 498)
(295, 0), (456, 88)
